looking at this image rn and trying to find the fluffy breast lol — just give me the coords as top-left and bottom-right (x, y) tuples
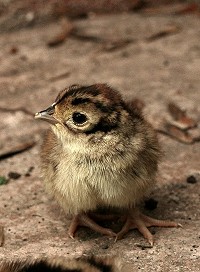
(43, 146), (156, 215)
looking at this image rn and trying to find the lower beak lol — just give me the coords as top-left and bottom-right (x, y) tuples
(35, 106), (58, 125)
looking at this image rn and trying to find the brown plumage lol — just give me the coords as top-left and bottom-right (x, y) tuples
(0, 256), (120, 272)
(35, 83), (179, 245)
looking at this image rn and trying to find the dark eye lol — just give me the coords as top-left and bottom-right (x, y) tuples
(72, 112), (88, 125)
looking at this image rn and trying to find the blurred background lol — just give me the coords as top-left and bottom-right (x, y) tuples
(0, 0), (200, 31)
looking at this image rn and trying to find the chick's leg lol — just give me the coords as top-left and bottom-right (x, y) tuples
(68, 213), (116, 238)
(116, 209), (180, 246)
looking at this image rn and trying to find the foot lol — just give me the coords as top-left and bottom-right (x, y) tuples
(116, 209), (181, 246)
(68, 213), (117, 238)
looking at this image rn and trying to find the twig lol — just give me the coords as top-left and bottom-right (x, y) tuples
(146, 25), (181, 42)
(0, 141), (36, 161)
(101, 38), (133, 52)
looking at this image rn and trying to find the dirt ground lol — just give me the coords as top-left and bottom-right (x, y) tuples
(0, 9), (200, 272)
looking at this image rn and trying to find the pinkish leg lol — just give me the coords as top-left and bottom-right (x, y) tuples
(68, 212), (117, 239)
(116, 209), (181, 246)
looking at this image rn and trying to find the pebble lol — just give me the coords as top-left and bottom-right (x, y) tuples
(144, 198), (158, 210)
(186, 173), (200, 184)
(8, 172), (21, 180)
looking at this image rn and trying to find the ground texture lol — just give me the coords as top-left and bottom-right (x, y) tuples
(0, 11), (200, 272)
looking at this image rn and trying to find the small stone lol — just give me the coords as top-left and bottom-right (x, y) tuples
(187, 175), (197, 184)
(144, 198), (158, 210)
(8, 172), (21, 180)
(26, 12), (34, 22)
(192, 245), (199, 248)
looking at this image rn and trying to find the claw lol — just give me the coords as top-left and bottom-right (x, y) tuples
(116, 209), (181, 246)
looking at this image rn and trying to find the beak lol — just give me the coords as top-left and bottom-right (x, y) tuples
(35, 105), (58, 125)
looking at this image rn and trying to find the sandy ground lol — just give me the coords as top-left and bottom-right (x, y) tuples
(0, 12), (200, 271)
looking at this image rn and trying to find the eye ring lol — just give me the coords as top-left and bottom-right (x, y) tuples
(72, 112), (88, 125)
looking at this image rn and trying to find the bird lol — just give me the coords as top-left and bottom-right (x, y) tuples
(35, 83), (179, 246)
(0, 256), (120, 272)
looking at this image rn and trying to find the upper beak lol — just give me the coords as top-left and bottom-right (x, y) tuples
(35, 105), (58, 125)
